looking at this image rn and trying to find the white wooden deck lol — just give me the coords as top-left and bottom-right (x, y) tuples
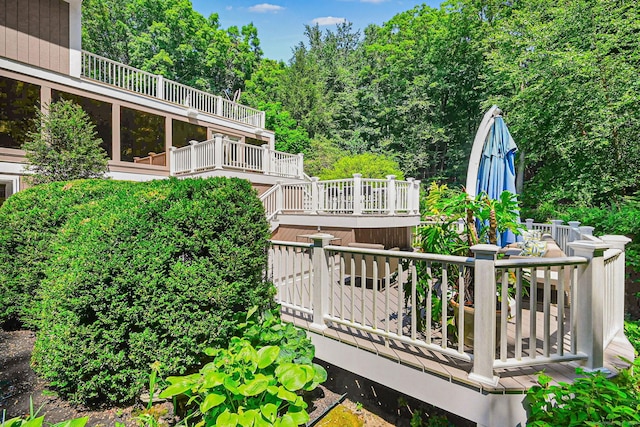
(280, 282), (634, 395)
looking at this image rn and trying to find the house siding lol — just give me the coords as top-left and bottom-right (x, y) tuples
(1, 0), (70, 74)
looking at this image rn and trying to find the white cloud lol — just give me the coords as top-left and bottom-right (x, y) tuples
(248, 3), (285, 13)
(311, 16), (348, 26)
(225, 6), (233, 10)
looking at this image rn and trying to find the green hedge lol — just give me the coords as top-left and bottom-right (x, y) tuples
(0, 179), (123, 328)
(523, 195), (640, 273)
(2, 177), (274, 405)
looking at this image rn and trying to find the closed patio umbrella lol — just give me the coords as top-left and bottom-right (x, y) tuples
(466, 106), (519, 246)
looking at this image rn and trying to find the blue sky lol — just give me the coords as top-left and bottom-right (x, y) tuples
(190, 1), (442, 62)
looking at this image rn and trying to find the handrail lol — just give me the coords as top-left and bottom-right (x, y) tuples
(270, 232), (631, 385)
(81, 50), (265, 128)
(171, 137), (304, 179)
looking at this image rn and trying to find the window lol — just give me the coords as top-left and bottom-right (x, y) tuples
(52, 90), (113, 158)
(172, 119), (207, 148)
(120, 107), (165, 165)
(0, 183), (5, 206)
(0, 76), (40, 149)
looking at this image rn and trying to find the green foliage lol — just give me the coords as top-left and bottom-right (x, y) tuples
(411, 184), (522, 321)
(0, 180), (122, 327)
(82, 0), (262, 95)
(484, 0), (640, 208)
(22, 100), (108, 185)
(624, 320), (640, 354)
(318, 153), (404, 180)
(26, 178), (274, 405)
(302, 137), (345, 178)
(1, 397), (89, 427)
(524, 195), (640, 289)
(527, 357), (640, 426)
(234, 308), (316, 366)
(158, 308), (327, 427)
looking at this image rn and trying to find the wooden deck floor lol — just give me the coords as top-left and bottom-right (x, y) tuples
(279, 281), (635, 395)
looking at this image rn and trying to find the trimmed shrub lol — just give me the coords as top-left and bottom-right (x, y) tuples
(28, 177), (274, 405)
(0, 179), (123, 328)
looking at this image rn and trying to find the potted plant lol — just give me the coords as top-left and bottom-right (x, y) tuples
(409, 183), (523, 345)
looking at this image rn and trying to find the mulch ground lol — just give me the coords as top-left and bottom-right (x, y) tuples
(0, 330), (405, 426)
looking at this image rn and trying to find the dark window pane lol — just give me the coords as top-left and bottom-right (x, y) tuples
(120, 107), (165, 165)
(0, 76), (40, 149)
(0, 183), (5, 207)
(245, 137), (264, 147)
(52, 89), (113, 158)
(172, 119), (207, 148)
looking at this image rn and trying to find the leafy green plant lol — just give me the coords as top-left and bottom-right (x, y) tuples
(527, 357), (640, 426)
(159, 339), (326, 427)
(1, 397), (88, 427)
(624, 320), (640, 354)
(234, 307), (315, 366)
(156, 307), (326, 426)
(409, 184), (523, 332)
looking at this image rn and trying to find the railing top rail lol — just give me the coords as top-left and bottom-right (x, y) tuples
(82, 51), (159, 78)
(361, 178), (389, 183)
(495, 256), (588, 268)
(318, 178), (414, 185)
(325, 245), (474, 265)
(259, 185), (279, 201)
(81, 50), (265, 125)
(281, 182), (310, 188)
(270, 149), (299, 157)
(604, 248), (623, 261)
(270, 240), (314, 249)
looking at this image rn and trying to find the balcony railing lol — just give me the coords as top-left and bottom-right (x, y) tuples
(81, 51), (266, 128)
(170, 136), (304, 179)
(269, 228), (630, 386)
(260, 175), (421, 218)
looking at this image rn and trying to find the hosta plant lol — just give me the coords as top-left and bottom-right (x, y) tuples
(159, 337), (327, 427)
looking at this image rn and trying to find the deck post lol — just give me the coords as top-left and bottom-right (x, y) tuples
(567, 221), (581, 256)
(386, 175), (396, 215)
(262, 145), (270, 175)
(309, 233), (334, 331)
(600, 235), (631, 338)
(156, 74), (164, 99)
(189, 140), (197, 173)
(579, 226), (595, 237)
(275, 180), (283, 215)
(297, 153), (305, 179)
(550, 219), (564, 241)
(569, 239), (610, 370)
(214, 134), (224, 169)
(413, 180), (421, 215)
(169, 146), (176, 175)
(353, 174), (363, 215)
(310, 177), (319, 214)
(407, 178), (415, 214)
(468, 244), (500, 387)
(216, 97), (223, 117)
(525, 218), (534, 230)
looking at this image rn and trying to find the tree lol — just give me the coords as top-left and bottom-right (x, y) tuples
(319, 153), (405, 180)
(22, 100), (109, 184)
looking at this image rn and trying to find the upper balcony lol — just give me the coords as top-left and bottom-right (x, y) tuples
(81, 51), (266, 129)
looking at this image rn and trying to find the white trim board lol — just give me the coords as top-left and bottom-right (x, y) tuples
(309, 333), (528, 427)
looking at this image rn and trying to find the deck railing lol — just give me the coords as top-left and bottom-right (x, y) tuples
(81, 51), (265, 128)
(263, 175), (421, 219)
(269, 232), (630, 386)
(170, 136), (304, 179)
